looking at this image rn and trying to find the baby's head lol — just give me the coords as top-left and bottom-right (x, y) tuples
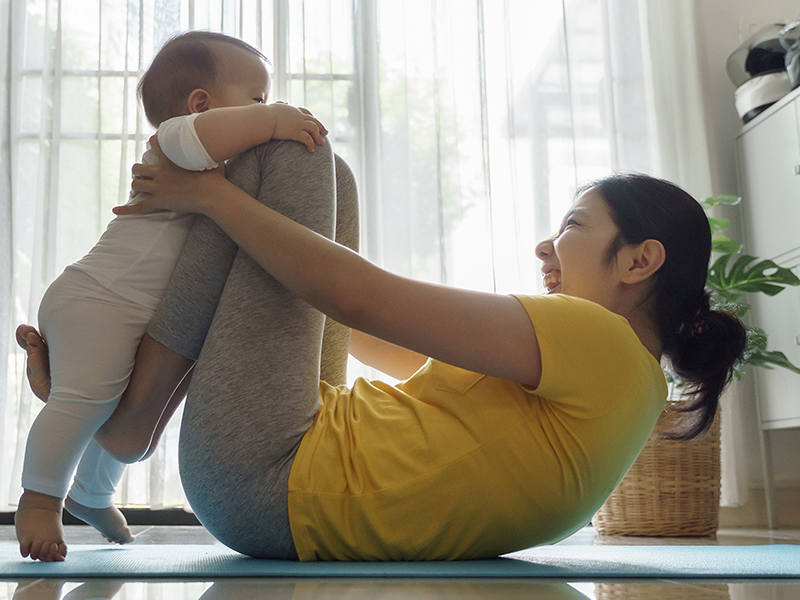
(139, 31), (272, 128)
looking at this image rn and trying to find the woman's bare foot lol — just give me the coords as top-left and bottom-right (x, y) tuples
(15, 325), (51, 402)
(15, 490), (67, 561)
(64, 496), (135, 544)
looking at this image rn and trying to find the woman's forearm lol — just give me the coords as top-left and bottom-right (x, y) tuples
(125, 145), (542, 386)
(349, 330), (428, 380)
(200, 181), (542, 388)
(201, 180), (379, 329)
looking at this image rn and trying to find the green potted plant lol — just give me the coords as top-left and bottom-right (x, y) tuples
(703, 194), (800, 377)
(593, 195), (800, 538)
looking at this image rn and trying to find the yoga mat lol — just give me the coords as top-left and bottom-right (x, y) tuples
(0, 544), (798, 579)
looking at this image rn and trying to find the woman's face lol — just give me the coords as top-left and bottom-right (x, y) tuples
(535, 188), (625, 309)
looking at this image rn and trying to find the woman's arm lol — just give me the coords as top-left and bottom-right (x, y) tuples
(123, 142), (542, 387)
(193, 103), (327, 161)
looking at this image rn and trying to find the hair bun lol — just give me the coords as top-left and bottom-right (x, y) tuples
(668, 300), (747, 438)
(697, 290), (711, 313)
(674, 302), (744, 373)
(687, 315), (710, 339)
(677, 291), (713, 341)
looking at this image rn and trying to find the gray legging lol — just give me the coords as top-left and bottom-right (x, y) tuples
(145, 139), (358, 559)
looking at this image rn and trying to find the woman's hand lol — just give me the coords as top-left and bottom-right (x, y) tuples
(114, 136), (228, 217)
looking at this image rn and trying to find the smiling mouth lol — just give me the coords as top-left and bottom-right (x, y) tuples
(543, 270), (561, 292)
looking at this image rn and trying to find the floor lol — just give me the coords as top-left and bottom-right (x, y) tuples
(0, 525), (798, 599)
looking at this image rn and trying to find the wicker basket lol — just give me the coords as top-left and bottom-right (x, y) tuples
(592, 406), (721, 537)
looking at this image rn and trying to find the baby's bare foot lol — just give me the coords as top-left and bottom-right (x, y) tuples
(64, 497), (135, 544)
(16, 490), (67, 561)
(15, 325), (51, 402)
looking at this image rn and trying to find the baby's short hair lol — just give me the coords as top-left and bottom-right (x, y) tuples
(138, 30), (269, 128)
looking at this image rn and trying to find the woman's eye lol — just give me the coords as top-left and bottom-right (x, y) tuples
(553, 218), (578, 239)
(253, 98), (265, 104)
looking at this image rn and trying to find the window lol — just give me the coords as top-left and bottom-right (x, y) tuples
(2, 0), (650, 510)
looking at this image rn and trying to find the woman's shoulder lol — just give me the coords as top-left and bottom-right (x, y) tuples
(513, 293), (665, 399)
(513, 293), (630, 336)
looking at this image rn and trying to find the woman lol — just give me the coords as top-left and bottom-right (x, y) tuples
(18, 136), (746, 562)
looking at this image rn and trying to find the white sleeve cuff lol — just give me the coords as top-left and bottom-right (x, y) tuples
(156, 113), (219, 171)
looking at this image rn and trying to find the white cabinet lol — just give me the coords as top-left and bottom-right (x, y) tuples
(737, 92), (800, 428)
(736, 86), (800, 526)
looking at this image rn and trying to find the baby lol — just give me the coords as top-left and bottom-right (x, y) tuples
(16, 30), (327, 562)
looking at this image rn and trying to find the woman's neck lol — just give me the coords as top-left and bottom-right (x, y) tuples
(625, 310), (663, 361)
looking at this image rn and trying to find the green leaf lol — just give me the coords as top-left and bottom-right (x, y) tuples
(746, 326), (768, 351)
(708, 217), (731, 233)
(711, 236), (742, 254)
(707, 254), (800, 295)
(700, 193), (800, 379)
(710, 292), (750, 317)
(711, 288), (745, 304)
(700, 195), (741, 210)
(747, 348), (800, 375)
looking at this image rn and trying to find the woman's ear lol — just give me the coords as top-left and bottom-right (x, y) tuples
(187, 89), (213, 114)
(620, 239), (666, 284)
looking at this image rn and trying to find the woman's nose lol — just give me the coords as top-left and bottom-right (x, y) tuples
(535, 238), (554, 260)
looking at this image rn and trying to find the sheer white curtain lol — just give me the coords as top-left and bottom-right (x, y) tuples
(637, 0), (749, 507)
(344, 0), (652, 295)
(1, 0), (655, 511)
(0, 0), (270, 511)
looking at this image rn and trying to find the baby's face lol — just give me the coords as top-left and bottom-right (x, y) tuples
(209, 44), (271, 109)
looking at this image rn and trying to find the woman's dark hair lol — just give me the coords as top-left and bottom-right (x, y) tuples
(584, 173), (747, 440)
(138, 30), (270, 128)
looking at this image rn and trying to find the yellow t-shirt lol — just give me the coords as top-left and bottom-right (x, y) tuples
(287, 294), (667, 561)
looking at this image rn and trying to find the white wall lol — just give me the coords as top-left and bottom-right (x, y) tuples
(695, 0), (800, 490)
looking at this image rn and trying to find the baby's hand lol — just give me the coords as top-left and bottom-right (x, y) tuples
(268, 102), (328, 152)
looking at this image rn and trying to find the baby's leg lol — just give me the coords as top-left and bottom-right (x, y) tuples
(65, 439), (134, 544)
(17, 271), (151, 560)
(14, 329), (62, 561)
(94, 182), (242, 461)
(15, 323), (134, 545)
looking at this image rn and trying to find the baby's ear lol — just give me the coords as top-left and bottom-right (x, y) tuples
(187, 89), (212, 114)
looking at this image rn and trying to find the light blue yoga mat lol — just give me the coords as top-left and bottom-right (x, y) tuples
(1, 544), (798, 579)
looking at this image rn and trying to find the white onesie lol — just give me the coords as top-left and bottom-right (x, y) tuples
(22, 113), (218, 508)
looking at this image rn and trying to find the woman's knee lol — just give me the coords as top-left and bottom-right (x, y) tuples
(333, 153), (360, 253)
(224, 139), (336, 235)
(250, 137), (335, 185)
